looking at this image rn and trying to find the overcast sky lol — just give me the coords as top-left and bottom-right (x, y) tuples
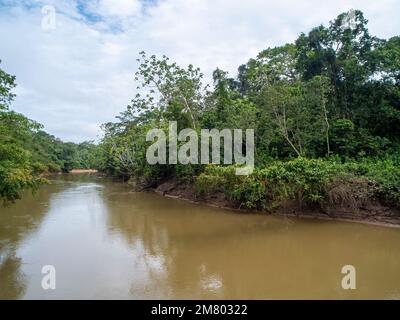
(0, 0), (399, 142)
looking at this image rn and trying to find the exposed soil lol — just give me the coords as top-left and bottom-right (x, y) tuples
(153, 180), (400, 228)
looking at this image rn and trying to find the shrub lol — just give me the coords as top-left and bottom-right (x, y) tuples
(344, 157), (400, 206)
(196, 158), (349, 210)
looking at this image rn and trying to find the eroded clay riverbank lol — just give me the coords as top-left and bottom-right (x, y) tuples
(154, 180), (400, 228)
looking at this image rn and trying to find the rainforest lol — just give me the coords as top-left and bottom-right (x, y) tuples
(1, 10), (400, 225)
(2, 5), (400, 301)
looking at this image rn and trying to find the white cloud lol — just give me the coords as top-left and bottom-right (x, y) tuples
(95, 0), (141, 17)
(0, 0), (399, 142)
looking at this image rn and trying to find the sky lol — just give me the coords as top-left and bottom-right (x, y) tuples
(0, 0), (399, 142)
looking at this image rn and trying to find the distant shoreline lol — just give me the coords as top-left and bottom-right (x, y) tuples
(69, 169), (98, 173)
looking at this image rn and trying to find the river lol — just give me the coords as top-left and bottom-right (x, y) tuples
(1, 174), (400, 299)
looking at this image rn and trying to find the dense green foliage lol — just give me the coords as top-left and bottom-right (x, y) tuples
(2, 10), (399, 211)
(196, 156), (400, 210)
(196, 158), (397, 210)
(96, 10), (400, 210)
(29, 132), (99, 173)
(0, 61), (98, 203)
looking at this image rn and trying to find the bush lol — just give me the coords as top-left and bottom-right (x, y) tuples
(195, 165), (239, 195)
(195, 157), (400, 211)
(344, 157), (400, 206)
(260, 158), (344, 208)
(196, 158), (349, 210)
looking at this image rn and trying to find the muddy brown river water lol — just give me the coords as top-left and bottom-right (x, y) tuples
(1, 174), (400, 299)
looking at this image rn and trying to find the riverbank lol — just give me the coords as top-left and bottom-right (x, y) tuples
(40, 169), (99, 178)
(153, 179), (400, 228)
(69, 169), (98, 173)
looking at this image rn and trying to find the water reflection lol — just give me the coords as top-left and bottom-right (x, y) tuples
(0, 182), (58, 299)
(103, 186), (400, 299)
(1, 174), (400, 299)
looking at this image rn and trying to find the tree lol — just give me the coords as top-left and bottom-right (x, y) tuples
(121, 51), (208, 131)
(260, 76), (332, 158)
(236, 44), (298, 98)
(0, 60), (16, 111)
(0, 62), (44, 203)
